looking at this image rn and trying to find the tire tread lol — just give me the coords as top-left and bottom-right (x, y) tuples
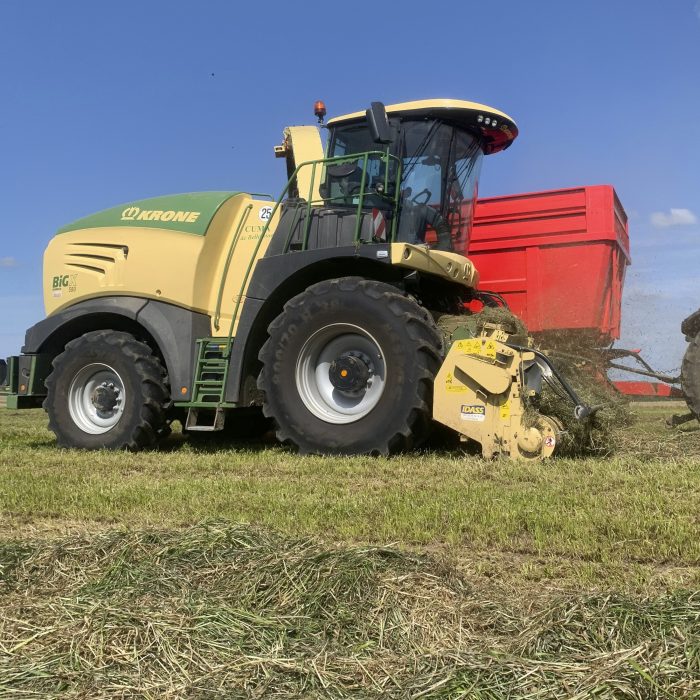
(258, 277), (443, 455)
(681, 332), (700, 417)
(44, 330), (168, 450)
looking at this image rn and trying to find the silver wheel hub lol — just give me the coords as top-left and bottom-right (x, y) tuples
(295, 323), (387, 424)
(68, 363), (126, 434)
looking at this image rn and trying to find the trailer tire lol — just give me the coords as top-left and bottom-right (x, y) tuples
(681, 331), (700, 417)
(258, 277), (443, 455)
(44, 330), (169, 450)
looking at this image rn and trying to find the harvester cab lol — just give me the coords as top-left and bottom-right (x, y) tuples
(271, 100), (513, 257)
(2, 98), (591, 459)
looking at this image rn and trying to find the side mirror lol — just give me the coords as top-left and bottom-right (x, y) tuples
(366, 102), (392, 144)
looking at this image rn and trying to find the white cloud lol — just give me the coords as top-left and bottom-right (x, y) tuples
(649, 208), (698, 229)
(0, 257), (17, 267)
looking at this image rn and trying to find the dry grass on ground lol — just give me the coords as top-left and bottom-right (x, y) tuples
(0, 403), (699, 697)
(2, 523), (699, 698)
(1, 404), (698, 590)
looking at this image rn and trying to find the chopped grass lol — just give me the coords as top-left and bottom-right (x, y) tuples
(1, 523), (698, 698)
(0, 406), (698, 586)
(0, 404), (698, 696)
(537, 347), (637, 458)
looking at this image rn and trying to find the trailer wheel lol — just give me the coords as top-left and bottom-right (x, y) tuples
(258, 277), (443, 455)
(44, 330), (169, 450)
(681, 331), (700, 417)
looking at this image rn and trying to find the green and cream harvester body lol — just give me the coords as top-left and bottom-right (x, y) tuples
(2, 99), (594, 459)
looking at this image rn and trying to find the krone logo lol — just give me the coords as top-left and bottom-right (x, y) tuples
(122, 207), (140, 220)
(120, 207), (201, 224)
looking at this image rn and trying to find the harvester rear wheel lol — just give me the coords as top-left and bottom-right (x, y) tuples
(44, 330), (169, 450)
(258, 277), (443, 455)
(681, 332), (700, 417)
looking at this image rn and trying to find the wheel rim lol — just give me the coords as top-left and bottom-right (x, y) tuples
(295, 323), (387, 424)
(68, 363), (126, 434)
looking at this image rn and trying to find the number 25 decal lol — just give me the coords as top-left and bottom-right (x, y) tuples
(259, 206), (273, 221)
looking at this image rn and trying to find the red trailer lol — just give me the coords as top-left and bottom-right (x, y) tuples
(462, 185), (681, 397)
(467, 185), (629, 344)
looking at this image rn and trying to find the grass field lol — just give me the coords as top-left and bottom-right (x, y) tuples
(1, 404), (699, 697)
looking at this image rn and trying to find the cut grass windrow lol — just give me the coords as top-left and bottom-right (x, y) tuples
(0, 523), (698, 698)
(0, 404), (698, 697)
(1, 406), (698, 586)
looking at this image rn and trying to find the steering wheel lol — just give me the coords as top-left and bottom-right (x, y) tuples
(326, 163), (358, 178)
(326, 162), (362, 201)
(411, 188), (432, 204)
(344, 182), (362, 197)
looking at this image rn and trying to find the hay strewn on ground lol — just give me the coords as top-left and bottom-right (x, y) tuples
(536, 347), (635, 457)
(1, 523), (698, 698)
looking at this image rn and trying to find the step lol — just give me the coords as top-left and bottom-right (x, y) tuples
(185, 407), (226, 432)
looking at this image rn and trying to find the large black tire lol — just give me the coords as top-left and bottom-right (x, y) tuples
(257, 277), (443, 455)
(44, 330), (169, 450)
(681, 332), (700, 417)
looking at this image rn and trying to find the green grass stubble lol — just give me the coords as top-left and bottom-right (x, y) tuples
(0, 405), (698, 592)
(1, 405), (699, 697)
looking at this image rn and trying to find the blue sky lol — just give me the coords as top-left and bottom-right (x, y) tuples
(1, 0), (699, 374)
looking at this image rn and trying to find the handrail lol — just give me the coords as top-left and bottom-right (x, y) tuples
(213, 203), (253, 331)
(302, 161), (317, 251)
(354, 152), (369, 243)
(290, 150), (402, 251)
(224, 150), (403, 347)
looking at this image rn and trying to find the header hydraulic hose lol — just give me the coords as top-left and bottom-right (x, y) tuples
(508, 344), (600, 420)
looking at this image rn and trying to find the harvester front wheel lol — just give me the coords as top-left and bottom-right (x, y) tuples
(258, 277), (443, 455)
(44, 330), (169, 450)
(681, 331), (700, 417)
